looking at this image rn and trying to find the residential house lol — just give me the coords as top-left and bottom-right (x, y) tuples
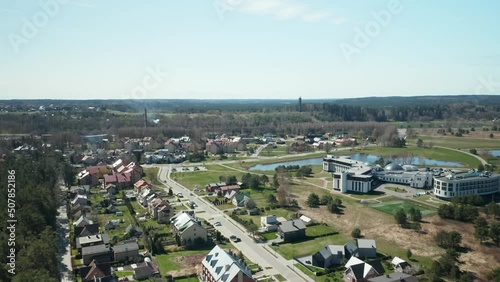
(82, 244), (112, 265)
(260, 215), (278, 232)
(78, 165), (108, 187)
(104, 221), (116, 231)
(104, 172), (132, 190)
(70, 185), (90, 195)
(220, 185), (241, 194)
(71, 194), (89, 207)
(134, 179), (153, 194)
(79, 260), (115, 282)
(171, 212), (207, 247)
(201, 245), (255, 282)
(138, 188), (156, 207)
(125, 224), (143, 237)
(367, 272), (417, 282)
(232, 193), (251, 207)
(312, 245), (345, 269)
(74, 215), (94, 228)
(343, 257), (380, 282)
(278, 219), (306, 242)
(74, 224), (99, 239)
(205, 183), (219, 192)
(357, 239), (377, 258)
(391, 257), (412, 273)
(157, 204), (172, 223)
(113, 240), (140, 262)
(149, 198), (172, 223)
(133, 259), (159, 280)
(225, 190), (238, 201)
(105, 184), (117, 195)
(344, 241), (359, 259)
(76, 234), (110, 250)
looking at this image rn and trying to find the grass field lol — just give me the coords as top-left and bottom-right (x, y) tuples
(370, 200), (436, 216)
(271, 232), (351, 259)
(419, 134), (500, 149)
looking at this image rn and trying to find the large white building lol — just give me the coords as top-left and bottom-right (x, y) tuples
(324, 156), (375, 193)
(323, 155), (433, 193)
(433, 171), (500, 199)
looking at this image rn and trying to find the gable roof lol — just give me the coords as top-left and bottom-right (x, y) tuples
(75, 224), (99, 238)
(74, 215), (94, 227)
(80, 260), (112, 281)
(134, 261), (157, 277)
(171, 212), (204, 234)
(316, 245), (345, 260)
(81, 244), (111, 256)
(358, 239), (377, 249)
(344, 241), (358, 256)
(279, 219), (306, 233)
(86, 165), (108, 176)
(202, 245), (254, 282)
(113, 241), (139, 254)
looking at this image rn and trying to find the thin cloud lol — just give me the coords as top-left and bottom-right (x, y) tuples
(69, 2), (96, 9)
(0, 7), (21, 13)
(238, 0), (346, 24)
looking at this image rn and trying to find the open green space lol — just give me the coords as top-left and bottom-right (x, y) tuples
(418, 134), (500, 149)
(370, 200), (436, 216)
(171, 165), (247, 190)
(305, 224), (337, 237)
(273, 274), (287, 282)
(271, 232), (351, 260)
(115, 270), (134, 277)
(144, 167), (160, 183)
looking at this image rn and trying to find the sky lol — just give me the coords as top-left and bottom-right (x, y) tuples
(1, 0), (499, 100)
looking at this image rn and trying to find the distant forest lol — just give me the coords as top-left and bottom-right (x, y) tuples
(0, 95), (499, 139)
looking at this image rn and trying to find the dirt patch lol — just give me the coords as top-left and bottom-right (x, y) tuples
(169, 254), (205, 277)
(294, 190), (499, 280)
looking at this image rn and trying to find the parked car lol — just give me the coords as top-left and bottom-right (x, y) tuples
(214, 221), (221, 226)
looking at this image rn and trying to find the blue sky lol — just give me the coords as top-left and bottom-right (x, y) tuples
(1, 0), (499, 100)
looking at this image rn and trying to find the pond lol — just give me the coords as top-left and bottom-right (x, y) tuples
(248, 153), (464, 171)
(488, 150), (500, 157)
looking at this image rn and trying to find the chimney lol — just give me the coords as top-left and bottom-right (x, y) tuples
(299, 97), (302, 112)
(144, 108), (148, 128)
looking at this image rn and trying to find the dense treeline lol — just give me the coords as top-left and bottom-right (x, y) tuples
(0, 153), (62, 282)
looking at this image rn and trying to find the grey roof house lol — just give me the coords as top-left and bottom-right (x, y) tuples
(278, 219), (306, 242)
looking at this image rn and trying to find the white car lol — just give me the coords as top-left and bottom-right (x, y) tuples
(214, 221), (222, 226)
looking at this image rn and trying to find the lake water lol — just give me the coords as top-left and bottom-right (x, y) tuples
(488, 150), (500, 157)
(249, 153), (464, 171)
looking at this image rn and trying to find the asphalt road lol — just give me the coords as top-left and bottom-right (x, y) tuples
(157, 165), (313, 282)
(57, 183), (73, 282)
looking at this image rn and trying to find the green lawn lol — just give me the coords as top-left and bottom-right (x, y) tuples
(370, 200), (436, 216)
(306, 224), (337, 237)
(144, 167), (160, 183)
(271, 233), (351, 259)
(419, 134), (500, 149)
(274, 274), (287, 282)
(115, 270), (134, 277)
(171, 165), (247, 189)
(295, 263), (343, 282)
